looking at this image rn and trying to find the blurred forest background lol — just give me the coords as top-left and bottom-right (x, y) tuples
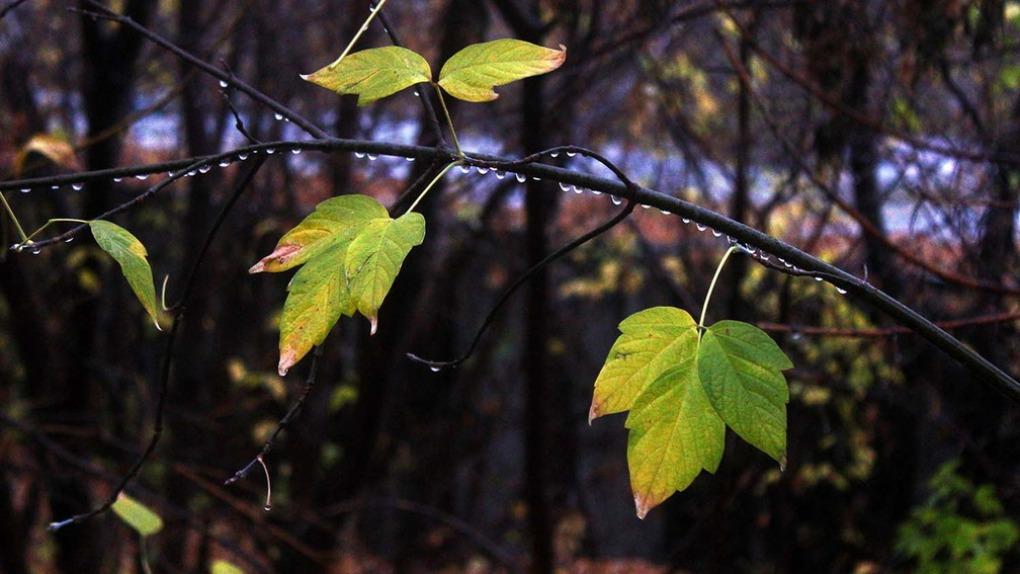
(2, 0), (1020, 572)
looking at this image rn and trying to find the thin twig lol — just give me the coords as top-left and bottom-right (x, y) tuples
(47, 159), (268, 532)
(224, 346), (323, 489)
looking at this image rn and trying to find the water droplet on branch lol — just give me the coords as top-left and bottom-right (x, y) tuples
(219, 80), (229, 88)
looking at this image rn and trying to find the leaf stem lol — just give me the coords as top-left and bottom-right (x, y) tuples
(0, 192), (28, 243)
(327, 0), (389, 69)
(406, 161), (458, 214)
(699, 245), (741, 329)
(19, 218), (89, 246)
(434, 86), (463, 156)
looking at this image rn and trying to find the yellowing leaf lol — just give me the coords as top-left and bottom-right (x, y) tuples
(698, 320), (792, 462)
(89, 220), (162, 330)
(302, 46), (432, 105)
(250, 195), (387, 274)
(112, 494), (163, 537)
(437, 39), (566, 102)
(211, 560), (245, 574)
(626, 362), (725, 519)
(345, 212), (425, 333)
(590, 307), (699, 422)
(277, 243), (354, 376)
(14, 133), (80, 176)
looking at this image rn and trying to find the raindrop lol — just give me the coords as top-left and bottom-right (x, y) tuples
(760, 254), (770, 262)
(219, 160), (232, 167)
(743, 246), (756, 255)
(51, 185), (59, 190)
(274, 113), (284, 121)
(682, 218), (691, 224)
(727, 236), (738, 244)
(532, 176), (542, 181)
(199, 166), (212, 174)
(573, 186), (583, 194)
(836, 287), (848, 294)
(114, 177), (123, 182)
(72, 183), (83, 191)
(405, 156), (415, 161)
(591, 190), (602, 195)
(814, 277), (823, 282)
(712, 229), (722, 237)
(20, 188), (30, 193)
(64, 237), (74, 243)
(559, 182), (570, 192)
(476, 167), (489, 174)
(494, 171), (506, 179)
(696, 223), (707, 232)
(550, 152), (560, 158)
(265, 148), (276, 155)
(30, 246), (41, 255)
(515, 173), (527, 183)
(366, 154), (378, 161)
(429, 366), (441, 373)
(218, 80), (229, 88)
(355, 152), (365, 159)
(239, 153), (250, 160)
(413, 90), (420, 97)
(779, 258), (790, 267)
(459, 165), (471, 173)
(135, 174), (149, 180)
(290, 148), (302, 155)
(566, 151), (577, 157)
(641, 204), (651, 209)
(186, 171), (197, 177)
(611, 196), (623, 205)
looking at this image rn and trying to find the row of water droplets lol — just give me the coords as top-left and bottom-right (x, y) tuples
(12, 146), (306, 196)
(353, 147), (852, 297)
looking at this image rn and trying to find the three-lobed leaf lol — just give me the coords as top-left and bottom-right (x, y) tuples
(345, 212), (425, 334)
(301, 46), (432, 106)
(90, 220), (162, 330)
(253, 195), (426, 375)
(112, 494), (163, 537)
(698, 320), (792, 462)
(437, 39), (567, 102)
(591, 307), (792, 518)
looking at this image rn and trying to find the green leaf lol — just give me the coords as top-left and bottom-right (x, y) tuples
(698, 320), (792, 462)
(625, 362), (725, 519)
(250, 195), (387, 274)
(302, 46), (432, 105)
(437, 39), (566, 102)
(211, 560), (245, 574)
(590, 307), (699, 422)
(89, 220), (161, 330)
(277, 243), (353, 376)
(345, 212), (426, 333)
(112, 494), (163, 537)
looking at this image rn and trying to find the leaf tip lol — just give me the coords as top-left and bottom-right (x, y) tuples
(248, 261), (266, 274)
(634, 494), (651, 520)
(278, 350), (298, 377)
(369, 316), (378, 336)
(587, 400), (601, 425)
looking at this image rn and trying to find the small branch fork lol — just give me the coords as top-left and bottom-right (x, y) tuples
(224, 346), (324, 508)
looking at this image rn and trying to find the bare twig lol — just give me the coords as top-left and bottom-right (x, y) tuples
(47, 159), (268, 531)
